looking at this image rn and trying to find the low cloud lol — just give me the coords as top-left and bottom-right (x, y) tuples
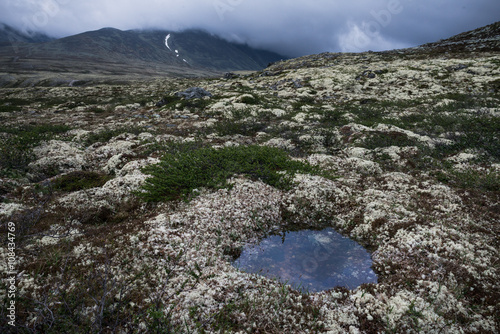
(1, 0), (499, 56)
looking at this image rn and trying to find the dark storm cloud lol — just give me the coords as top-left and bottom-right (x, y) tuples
(1, 0), (499, 56)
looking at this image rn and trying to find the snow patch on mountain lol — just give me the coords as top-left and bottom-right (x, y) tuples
(165, 34), (172, 51)
(164, 33), (189, 63)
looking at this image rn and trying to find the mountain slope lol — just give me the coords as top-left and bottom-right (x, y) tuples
(417, 21), (500, 52)
(0, 26), (287, 77)
(0, 23), (53, 46)
(162, 29), (285, 70)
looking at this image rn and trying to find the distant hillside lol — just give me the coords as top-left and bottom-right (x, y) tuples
(161, 29), (285, 71)
(418, 21), (500, 52)
(0, 26), (287, 77)
(0, 23), (53, 46)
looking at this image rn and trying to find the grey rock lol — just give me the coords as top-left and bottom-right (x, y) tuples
(224, 72), (238, 79)
(356, 70), (377, 81)
(260, 71), (282, 77)
(293, 79), (303, 88)
(174, 87), (212, 100)
(446, 64), (468, 71)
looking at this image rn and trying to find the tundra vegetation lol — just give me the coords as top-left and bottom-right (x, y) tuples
(0, 26), (499, 333)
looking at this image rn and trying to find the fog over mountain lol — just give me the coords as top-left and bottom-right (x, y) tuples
(1, 0), (499, 57)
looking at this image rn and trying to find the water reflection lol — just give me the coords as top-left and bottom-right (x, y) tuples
(233, 228), (377, 292)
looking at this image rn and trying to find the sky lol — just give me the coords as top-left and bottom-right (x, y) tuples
(0, 0), (499, 57)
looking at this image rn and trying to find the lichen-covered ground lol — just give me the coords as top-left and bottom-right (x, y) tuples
(1, 44), (499, 333)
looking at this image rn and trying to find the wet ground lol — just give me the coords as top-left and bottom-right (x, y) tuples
(233, 228), (377, 292)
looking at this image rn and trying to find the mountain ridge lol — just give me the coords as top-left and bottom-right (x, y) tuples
(417, 21), (500, 52)
(0, 23), (54, 45)
(0, 21), (498, 87)
(0, 25), (288, 76)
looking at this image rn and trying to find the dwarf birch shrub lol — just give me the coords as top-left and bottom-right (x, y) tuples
(137, 144), (321, 202)
(0, 124), (70, 176)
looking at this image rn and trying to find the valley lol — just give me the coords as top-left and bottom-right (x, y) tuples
(0, 22), (499, 333)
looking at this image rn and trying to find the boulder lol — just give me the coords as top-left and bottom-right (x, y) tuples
(174, 87), (212, 100)
(223, 72), (238, 79)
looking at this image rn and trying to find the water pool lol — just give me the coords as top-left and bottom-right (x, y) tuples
(233, 228), (377, 292)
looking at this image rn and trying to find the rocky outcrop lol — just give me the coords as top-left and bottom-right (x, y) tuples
(174, 87), (213, 100)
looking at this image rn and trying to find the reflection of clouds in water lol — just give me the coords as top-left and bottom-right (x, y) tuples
(260, 238), (279, 248)
(313, 246), (330, 261)
(233, 228), (377, 292)
(302, 257), (318, 273)
(239, 246), (263, 262)
(311, 233), (332, 246)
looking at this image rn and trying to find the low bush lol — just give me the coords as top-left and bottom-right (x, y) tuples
(52, 171), (112, 192)
(357, 131), (421, 149)
(0, 104), (19, 113)
(157, 94), (213, 111)
(0, 124), (71, 175)
(137, 144), (322, 202)
(438, 169), (500, 192)
(240, 94), (260, 105)
(214, 119), (267, 137)
(0, 98), (31, 113)
(83, 126), (146, 146)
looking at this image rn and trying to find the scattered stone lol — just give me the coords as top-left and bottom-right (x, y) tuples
(446, 63), (468, 71)
(356, 70), (377, 80)
(223, 72), (238, 79)
(174, 87), (212, 100)
(293, 79), (303, 88)
(260, 70), (282, 77)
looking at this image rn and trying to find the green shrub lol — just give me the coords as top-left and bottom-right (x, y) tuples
(52, 171), (112, 192)
(83, 127), (145, 146)
(178, 98), (211, 110)
(85, 106), (107, 113)
(0, 124), (71, 175)
(158, 95), (213, 111)
(443, 169), (500, 192)
(417, 113), (500, 159)
(137, 144), (322, 202)
(357, 131), (421, 149)
(0, 104), (19, 113)
(292, 96), (317, 110)
(350, 105), (387, 127)
(0, 98), (31, 113)
(320, 109), (347, 127)
(214, 119), (267, 137)
(240, 95), (259, 105)
(0, 135), (34, 174)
